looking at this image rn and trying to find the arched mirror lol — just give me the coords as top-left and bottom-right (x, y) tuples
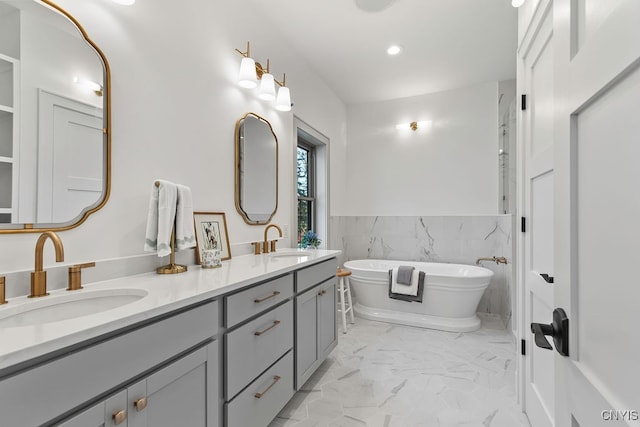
(235, 112), (278, 225)
(0, 0), (110, 233)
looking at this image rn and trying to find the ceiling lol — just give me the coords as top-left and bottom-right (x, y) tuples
(247, 0), (518, 105)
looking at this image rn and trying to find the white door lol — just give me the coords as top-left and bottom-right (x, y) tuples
(519, 1), (556, 426)
(37, 90), (103, 223)
(552, 0), (640, 425)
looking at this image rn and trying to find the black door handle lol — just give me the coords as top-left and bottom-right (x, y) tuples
(530, 308), (569, 356)
(539, 273), (554, 284)
(531, 323), (553, 349)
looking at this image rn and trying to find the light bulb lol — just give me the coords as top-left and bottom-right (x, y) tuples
(258, 73), (276, 101)
(387, 45), (402, 55)
(275, 86), (291, 111)
(74, 76), (103, 95)
(238, 57), (258, 89)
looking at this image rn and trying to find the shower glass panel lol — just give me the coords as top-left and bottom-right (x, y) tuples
(499, 97), (517, 214)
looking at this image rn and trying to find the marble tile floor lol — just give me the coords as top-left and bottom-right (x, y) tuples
(269, 317), (531, 427)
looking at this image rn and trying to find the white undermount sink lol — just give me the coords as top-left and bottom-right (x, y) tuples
(0, 288), (148, 328)
(268, 250), (315, 258)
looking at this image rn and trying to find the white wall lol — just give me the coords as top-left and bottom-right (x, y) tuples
(0, 0), (347, 272)
(345, 82), (499, 216)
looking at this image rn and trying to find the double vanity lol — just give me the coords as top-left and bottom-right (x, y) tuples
(0, 249), (340, 427)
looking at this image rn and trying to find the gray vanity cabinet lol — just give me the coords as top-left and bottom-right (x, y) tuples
(58, 341), (218, 427)
(294, 259), (338, 389)
(1, 256), (340, 427)
(0, 301), (220, 427)
(223, 274), (295, 427)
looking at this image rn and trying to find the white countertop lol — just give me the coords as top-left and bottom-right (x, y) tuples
(0, 249), (340, 373)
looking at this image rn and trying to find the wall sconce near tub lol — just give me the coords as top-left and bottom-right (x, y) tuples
(73, 76), (103, 96)
(396, 120), (432, 132)
(235, 41), (292, 112)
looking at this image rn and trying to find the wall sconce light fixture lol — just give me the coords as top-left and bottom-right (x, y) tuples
(395, 120), (431, 132)
(235, 41), (292, 112)
(73, 76), (103, 96)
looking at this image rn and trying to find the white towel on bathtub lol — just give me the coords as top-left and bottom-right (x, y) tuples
(390, 267), (420, 296)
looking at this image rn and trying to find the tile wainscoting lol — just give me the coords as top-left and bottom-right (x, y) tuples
(329, 216), (514, 329)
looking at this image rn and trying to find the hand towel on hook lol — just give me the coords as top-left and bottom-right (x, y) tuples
(144, 179), (178, 257)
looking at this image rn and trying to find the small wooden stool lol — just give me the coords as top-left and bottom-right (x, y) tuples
(337, 268), (355, 333)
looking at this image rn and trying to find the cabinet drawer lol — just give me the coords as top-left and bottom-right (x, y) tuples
(225, 351), (294, 427)
(225, 274), (293, 328)
(0, 301), (219, 427)
(225, 300), (293, 400)
(295, 258), (337, 293)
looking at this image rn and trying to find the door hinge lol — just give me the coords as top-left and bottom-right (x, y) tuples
(521, 94), (527, 111)
(521, 339), (526, 356)
(521, 217), (526, 233)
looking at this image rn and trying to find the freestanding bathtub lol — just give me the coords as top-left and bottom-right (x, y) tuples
(343, 259), (494, 332)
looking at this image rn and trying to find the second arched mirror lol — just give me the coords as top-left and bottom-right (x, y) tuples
(234, 112), (278, 225)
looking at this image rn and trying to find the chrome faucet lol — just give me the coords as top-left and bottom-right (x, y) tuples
(30, 231), (65, 298)
(476, 256), (508, 265)
(263, 223), (283, 254)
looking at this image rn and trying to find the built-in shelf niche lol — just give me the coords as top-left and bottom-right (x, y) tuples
(0, 57), (14, 108)
(0, 3), (18, 224)
(0, 162), (13, 209)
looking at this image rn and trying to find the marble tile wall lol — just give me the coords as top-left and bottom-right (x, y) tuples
(329, 216), (514, 327)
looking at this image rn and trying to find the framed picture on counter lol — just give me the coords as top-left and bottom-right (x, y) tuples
(193, 212), (231, 263)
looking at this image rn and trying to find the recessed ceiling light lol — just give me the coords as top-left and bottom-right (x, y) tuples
(387, 45), (402, 56)
(511, 0), (525, 7)
(355, 0), (396, 13)
(111, 0), (135, 5)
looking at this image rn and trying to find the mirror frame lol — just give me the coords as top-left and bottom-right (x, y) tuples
(0, 0), (111, 234)
(234, 112), (278, 225)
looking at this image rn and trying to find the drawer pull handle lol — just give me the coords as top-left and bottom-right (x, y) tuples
(254, 375), (281, 398)
(254, 291), (281, 303)
(318, 289), (327, 296)
(112, 409), (127, 425)
(134, 397), (148, 412)
(254, 320), (281, 336)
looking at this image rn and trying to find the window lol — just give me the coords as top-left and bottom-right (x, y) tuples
(295, 118), (328, 250)
(297, 141), (315, 243)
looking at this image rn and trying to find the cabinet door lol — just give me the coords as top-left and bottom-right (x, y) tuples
(317, 278), (337, 359)
(295, 286), (318, 388)
(128, 340), (218, 427)
(57, 390), (128, 427)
